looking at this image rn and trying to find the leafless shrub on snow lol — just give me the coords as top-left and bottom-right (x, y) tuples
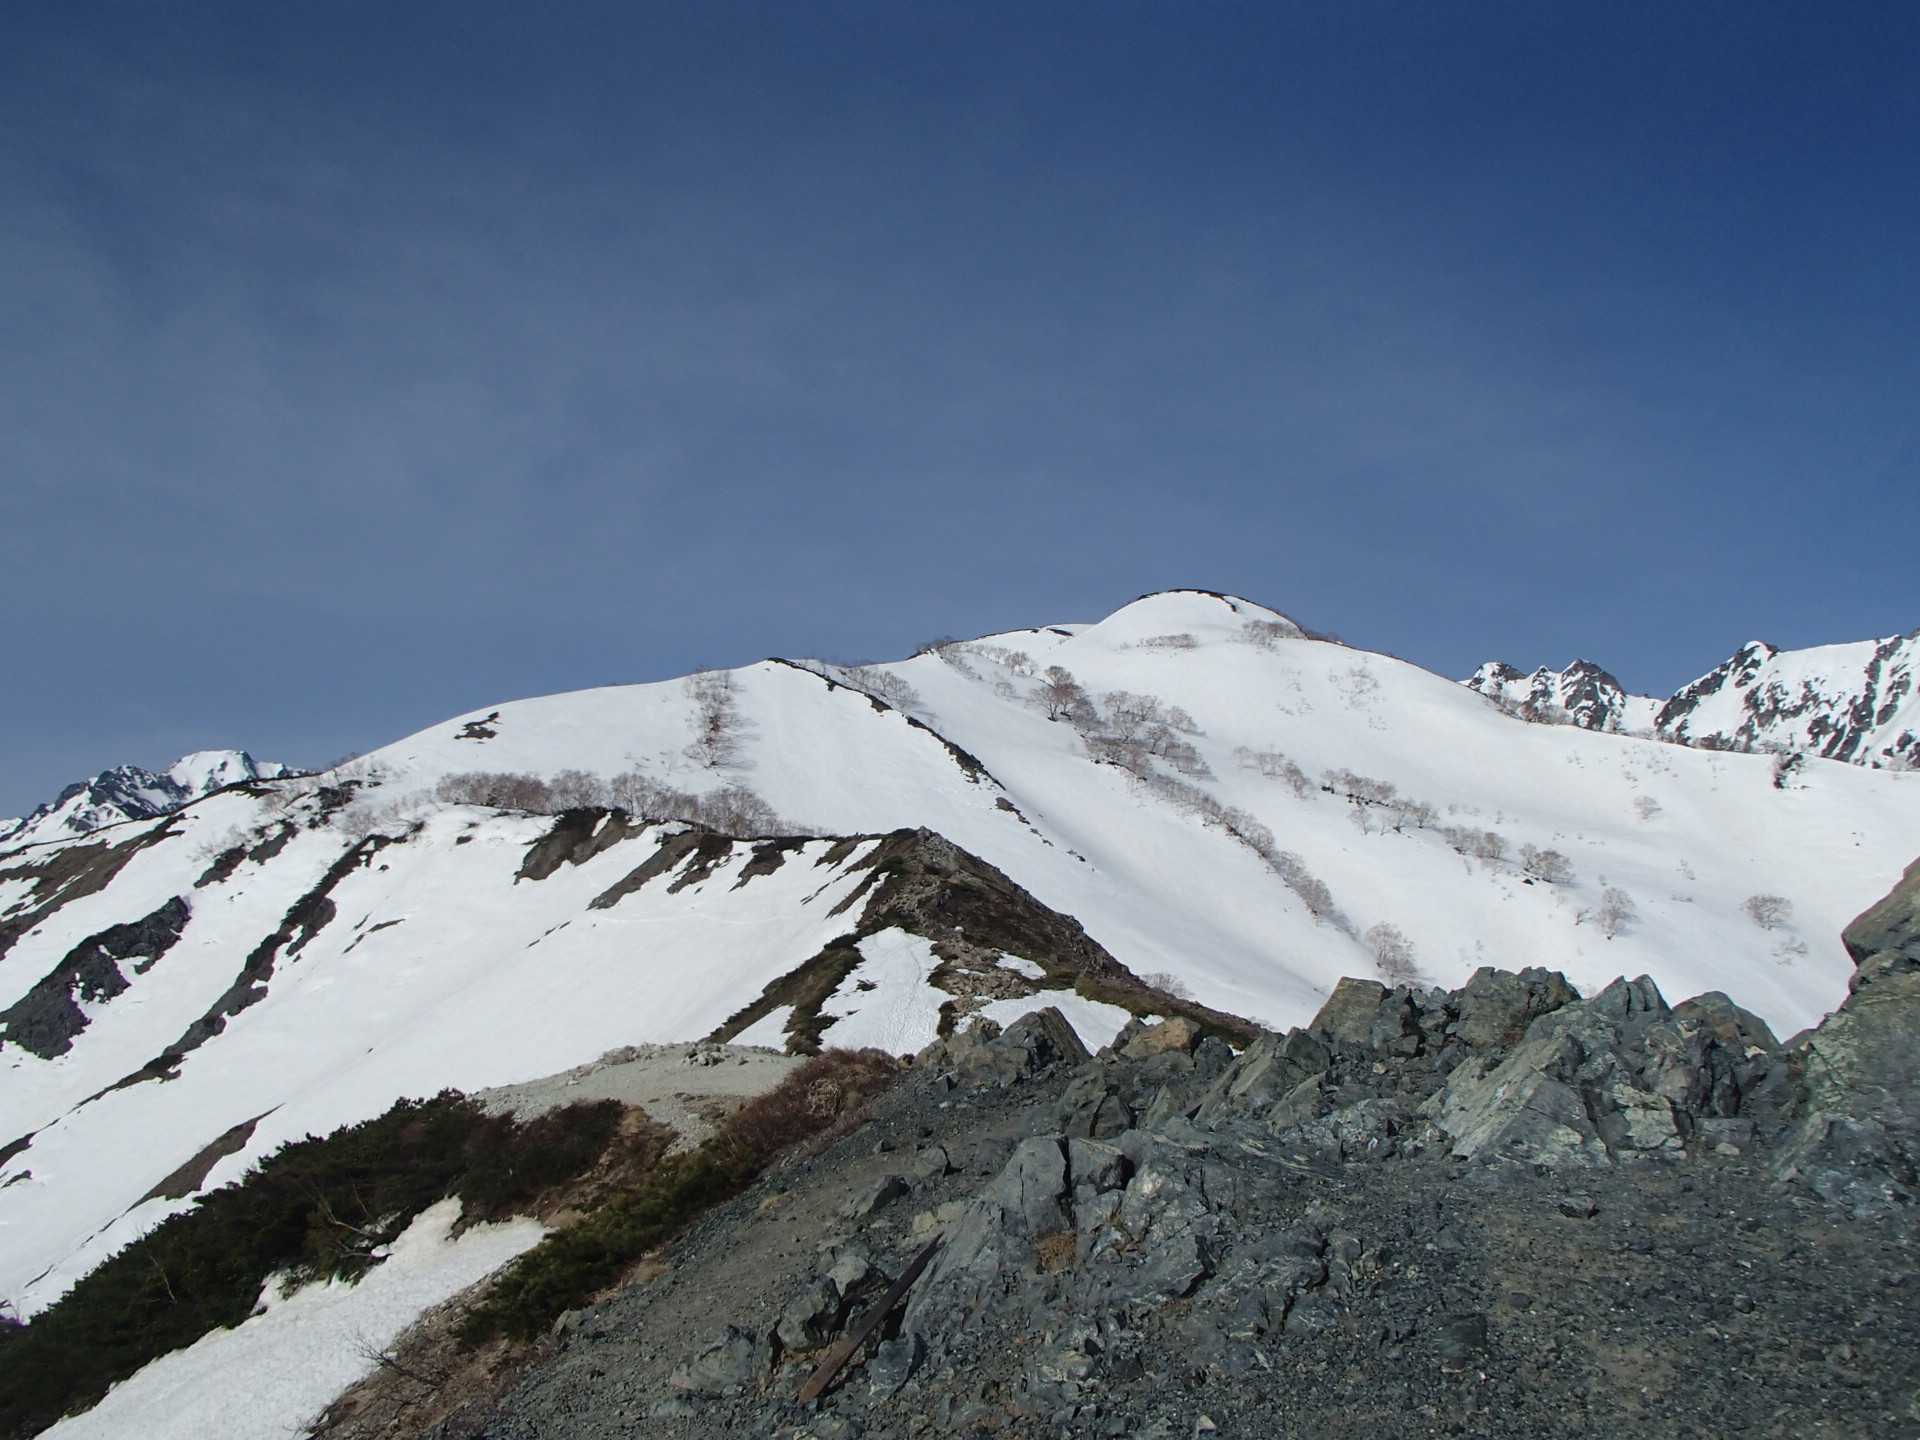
(1136, 633), (1198, 651)
(1234, 748), (1316, 797)
(683, 671), (745, 770)
(549, 769), (611, 809)
(1518, 843), (1574, 884)
(1744, 894), (1793, 930)
(1272, 852), (1342, 925)
(1031, 666), (1098, 727)
(842, 665), (922, 710)
(1365, 922), (1419, 984)
(438, 767), (782, 837)
(1240, 618), (1303, 650)
(1097, 691), (1209, 777)
(1441, 826), (1508, 863)
(435, 771), (556, 811)
(1140, 970), (1193, 1001)
(1322, 768), (1398, 807)
(1584, 887), (1636, 938)
(962, 644), (1036, 677)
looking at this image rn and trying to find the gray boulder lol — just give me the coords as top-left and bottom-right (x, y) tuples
(943, 1007), (1091, 1088)
(1450, 966), (1581, 1050)
(1768, 858), (1920, 1215)
(1192, 1028), (1328, 1127)
(668, 1325), (771, 1394)
(1424, 975), (1766, 1166)
(775, 1277), (841, 1351)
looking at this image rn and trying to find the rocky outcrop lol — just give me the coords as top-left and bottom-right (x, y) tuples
(1465, 659), (1643, 731)
(0, 897), (192, 1058)
(445, 924), (1920, 1440)
(1770, 856), (1920, 1216)
(1654, 631), (1920, 768)
(1425, 976), (1783, 1168)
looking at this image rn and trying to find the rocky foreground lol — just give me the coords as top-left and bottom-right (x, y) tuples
(370, 864), (1920, 1440)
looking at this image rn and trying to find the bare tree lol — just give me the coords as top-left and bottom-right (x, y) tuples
(1323, 769), (1398, 807)
(683, 671), (745, 770)
(1272, 850), (1341, 924)
(1518, 843), (1573, 884)
(1744, 894), (1793, 930)
(609, 770), (692, 818)
(694, 784), (782, 837)
(1098, 691), (1207, 775)
(549, 769), (610, 809)
(1589, 887), (1635, 938)
(1241, 618), (1301, 650)
(1384, 797), (1436, 832)
(1140, 970), (1193, 1001)
(843, 665), (921, 710)
(966, 644), (1036, 676)
(1032, 665), (1096, 726)
(1230, 748), (1317, 797)
(1442, 825), (1508, 862)
(1365, 922), (1419, 984)
(434, 771), (554, 811)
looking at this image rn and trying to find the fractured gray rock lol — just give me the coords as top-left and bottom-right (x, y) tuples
(775, 1277), (841, 1351)
(1450, 966), (1581, 1050)
(1425, 977), (1704, 1167)
(668, 1325), (770, 1394)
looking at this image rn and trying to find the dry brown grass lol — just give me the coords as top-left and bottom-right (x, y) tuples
(719, 1048), (901, 1160)
(1035, 1231), (1078, 1273)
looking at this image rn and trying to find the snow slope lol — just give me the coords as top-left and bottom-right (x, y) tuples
(3, 590), (1918, 1340)
(38, 1199), (542, 1440)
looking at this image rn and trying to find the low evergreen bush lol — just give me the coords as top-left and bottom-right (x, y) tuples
(0, 1093), (621, 1439)
(460, 1048), (900, 1341)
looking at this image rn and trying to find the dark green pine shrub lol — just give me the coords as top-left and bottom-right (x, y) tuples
(0, 1093), (623, 1440)
(461, 1047), (901, 1342)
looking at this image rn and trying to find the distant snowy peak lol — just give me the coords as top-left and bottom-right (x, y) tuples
(1466, 629), (1920, 769)
(1464, 659), (1658, 734)
(1655, 631), (1920, 769)
(0, 750), (292, 852)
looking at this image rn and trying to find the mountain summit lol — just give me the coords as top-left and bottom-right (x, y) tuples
(0, 751), (292, 852)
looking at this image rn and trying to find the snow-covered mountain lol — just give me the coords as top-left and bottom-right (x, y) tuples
(0, 752), (293, 853)
(3, 590), (1918, 1329)
(1462, 659), (1658, 733)
(1468, 629), (1920, 768)
(1654, 632), (1920, 768)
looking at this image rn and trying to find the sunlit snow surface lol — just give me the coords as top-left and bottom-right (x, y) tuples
(3, 590), (1918, 1362)
(39, 1200), (542, 1440)
(815, 928), (1134, 1054)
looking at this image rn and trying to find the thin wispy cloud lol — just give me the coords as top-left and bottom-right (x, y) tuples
(2, 3), (1915, 811)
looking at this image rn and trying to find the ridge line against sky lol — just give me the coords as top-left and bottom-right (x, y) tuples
(2, 2), (1916, 813)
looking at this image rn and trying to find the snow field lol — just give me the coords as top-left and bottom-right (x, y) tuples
(2, 589), (1917, 1354)
(38, 1200), (543, 1440)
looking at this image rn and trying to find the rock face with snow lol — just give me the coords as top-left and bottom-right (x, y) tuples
(0, 751), (292, 852)
(1655, 631), (1920, 768)
(1463, 659), (1654, 733)
(1469, 629), (1920, 770)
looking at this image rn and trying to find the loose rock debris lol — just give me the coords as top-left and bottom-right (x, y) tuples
(417, 951), (1919, 1440)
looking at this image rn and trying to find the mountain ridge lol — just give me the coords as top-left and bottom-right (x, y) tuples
(1, 588), (1916, 1335)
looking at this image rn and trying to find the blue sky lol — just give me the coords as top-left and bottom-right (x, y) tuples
(3, 2), (1916, 813)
